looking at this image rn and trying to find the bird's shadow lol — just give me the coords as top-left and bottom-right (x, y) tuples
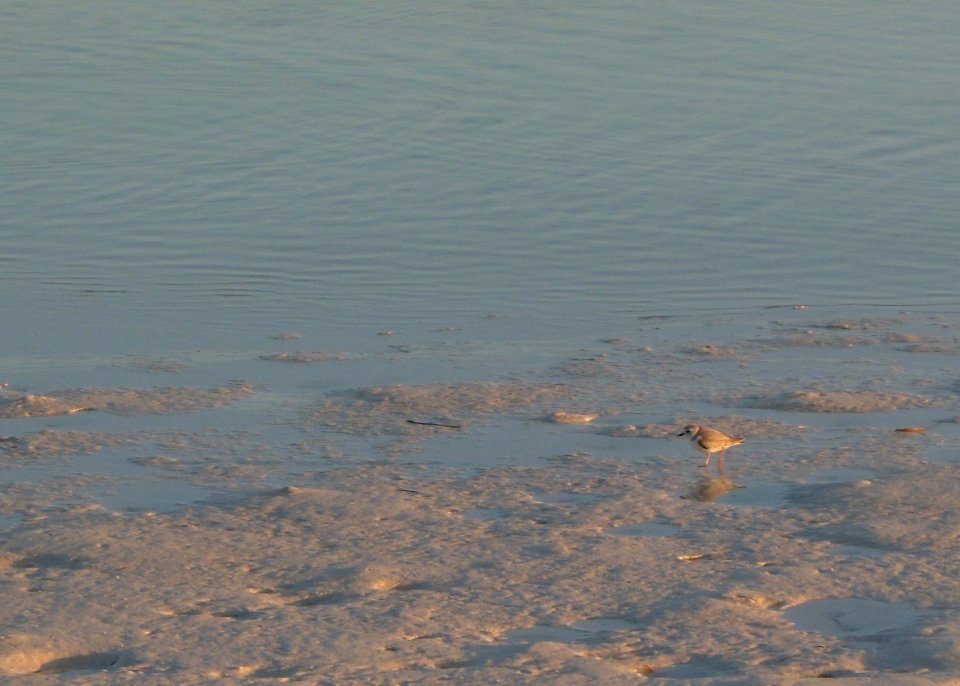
(684, 475), (744, 502)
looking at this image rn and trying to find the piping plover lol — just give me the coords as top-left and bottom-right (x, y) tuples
(678, 424), (744, 472)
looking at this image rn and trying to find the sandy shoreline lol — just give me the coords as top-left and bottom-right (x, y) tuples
(4, 453), (960, 684)
(3, 314), (960, 683)
(8, 0), (960, 678)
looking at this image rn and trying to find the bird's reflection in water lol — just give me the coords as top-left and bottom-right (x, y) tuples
(686, 476), (744, 502)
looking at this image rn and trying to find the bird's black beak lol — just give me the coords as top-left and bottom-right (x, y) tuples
(677, 431), (685, 437)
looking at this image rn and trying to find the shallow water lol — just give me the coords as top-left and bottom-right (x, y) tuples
(3, 2), (960, 514)
(786, 598), (924, 638)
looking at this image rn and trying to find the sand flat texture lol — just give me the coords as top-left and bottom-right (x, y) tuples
(3, 314), (960, 683)
(4, 458), (960, 684)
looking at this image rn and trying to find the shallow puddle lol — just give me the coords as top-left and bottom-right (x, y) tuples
(800, 468), (878, 484)
(688, 477), (788, 509)
(505, 617), (639, 644)
(0, 459), (222, 516)
(570, 617), (639, 633)
(827, 544), (886, 559)
(724, 481), (791, 509)
(785, 598), (923, 638)
(92, 477), (215, 513)
(0, 513), (25, 531)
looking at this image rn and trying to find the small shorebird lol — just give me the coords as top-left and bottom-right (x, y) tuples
(678, 424), (744, 472)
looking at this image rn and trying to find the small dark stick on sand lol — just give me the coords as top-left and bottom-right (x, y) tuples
(406, 419), (462, 429)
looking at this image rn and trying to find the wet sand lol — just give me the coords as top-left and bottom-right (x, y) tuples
(5, 459), (960, 683)
(3, 313), (960, 683)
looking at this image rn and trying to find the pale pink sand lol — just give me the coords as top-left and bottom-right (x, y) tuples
(2, 314), (960, 683)
(3, 459), (960, 684)
(0, 384), (255, 419)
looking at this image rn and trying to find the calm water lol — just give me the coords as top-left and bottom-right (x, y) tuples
(4, 2), (960, 358)
(2, 3), (960, 509)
